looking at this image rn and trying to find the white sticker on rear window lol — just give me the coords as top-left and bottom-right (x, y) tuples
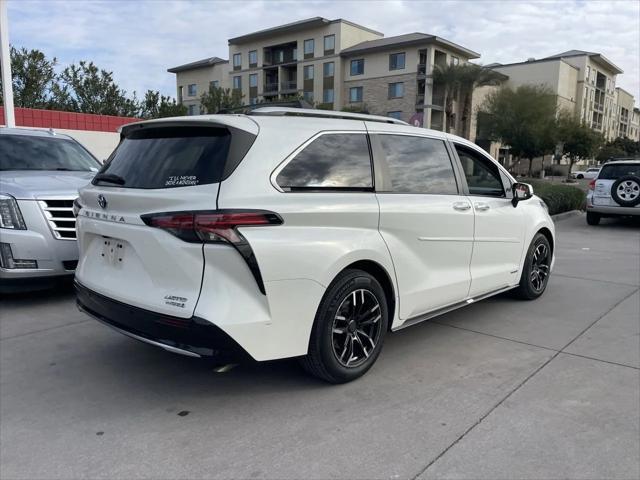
(165, 175), (199, 186)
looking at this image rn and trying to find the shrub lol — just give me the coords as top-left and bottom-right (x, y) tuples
(527, 180), (585, 215)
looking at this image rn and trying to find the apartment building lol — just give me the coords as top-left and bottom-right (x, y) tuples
(167, 17), (479, 130)
(489, 50), (630, 141)
(614, 87), (635, 139)
(167, 57), (230, 115)
(630, 108), (640, 142)
(340, 33), (479, 129)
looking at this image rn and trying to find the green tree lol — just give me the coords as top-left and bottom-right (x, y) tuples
(596, 144), (626, 162)
(608, 136), (640, 156)
(138, 90), (186, 119)
(481, 85), (558, 176)
(432, 63), (462, 133)
(49, 61), (138, 116)
(557, 112), (604, 180)
(457, 64), (504, 139)
(199, 85), (243, 114)
(0, 46), (57, 108)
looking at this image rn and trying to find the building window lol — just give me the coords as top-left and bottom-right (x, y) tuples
(249, 97), (258, 105)
(349, 86), (363, 103)
(388, 82), (404, 98)
(187, 104), (198, 116)
(350, 59), (364, 76)
(248, 50), (257, 67)
(178, 86), (183, 103)
(586, 66), (590, 80)
(323, 61), (334, 77)
(209, 80), (219, 90)
(324, 34), (335, 54)
(451, 56), (459, 66)
(323, 89), (334, 103)
(389, 53), (406, 70)
(387, 111), (403, 120)
(249, 74), (258, 88)
(233, 53), (241, 70)
(304, 39), (314, 58)
(233, 76), (241, 90)
(303, 65), (314, 80)
(187, 84), (197, 97)
(303, 91), (314, 103)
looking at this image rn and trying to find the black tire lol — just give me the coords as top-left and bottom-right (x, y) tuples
(513, 233), (552, 300)
(611, 175), (640, 207)
(576, 174), (584, 179)
(586, 212), (601, 225)
(300, 269), (389, 383)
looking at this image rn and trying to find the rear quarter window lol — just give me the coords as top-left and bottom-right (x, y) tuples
(599, 164), (640, 180)
(96, 127), (231, 189)
(275, 133), (373, 191)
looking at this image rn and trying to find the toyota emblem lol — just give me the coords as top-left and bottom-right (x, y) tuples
(97, 194), (108, 209)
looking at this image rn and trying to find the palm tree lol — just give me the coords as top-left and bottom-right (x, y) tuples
(432, 63), (462, 133)
(457, 64), (505, 139)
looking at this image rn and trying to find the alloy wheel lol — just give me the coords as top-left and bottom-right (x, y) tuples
(331, 289), (382, 368)
(530, 242), (550, 292)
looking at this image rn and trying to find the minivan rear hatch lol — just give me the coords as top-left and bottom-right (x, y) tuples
(75, 118), (258, 318)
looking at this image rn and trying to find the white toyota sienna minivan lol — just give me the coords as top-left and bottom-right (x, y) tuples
(75, 107), (555, 383)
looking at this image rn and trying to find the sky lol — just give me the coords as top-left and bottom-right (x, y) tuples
(6, 0), (640, 100)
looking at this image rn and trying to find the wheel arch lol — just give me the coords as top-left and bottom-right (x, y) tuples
(338, 259), (397, 330)
(537, 226), (554, 255)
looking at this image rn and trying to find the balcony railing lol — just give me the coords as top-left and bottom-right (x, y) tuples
(263, 83), (279, 94)
(594, 102), (604, 113)
(280, 81), (297, 92)
(431, 93), (445, 107)
(416, 94), (425, 105)
(417, 64), (427, 75)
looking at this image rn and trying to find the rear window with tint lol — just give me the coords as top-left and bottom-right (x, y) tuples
(276, 133), (373, 191)
(598, 164), (640, 180)
(97, 127), (231, 189)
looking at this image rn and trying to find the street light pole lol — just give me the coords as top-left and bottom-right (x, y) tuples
(0, 0), (15, 128)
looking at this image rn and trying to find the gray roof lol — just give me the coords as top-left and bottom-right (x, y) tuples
(167, 56), (228, 73)
(228, 17), (382, 45)
(489, 50), (623, 75)
(542, 49), (597, 59)
(340, 32), (480, 59)
(542, 50), (623, 74)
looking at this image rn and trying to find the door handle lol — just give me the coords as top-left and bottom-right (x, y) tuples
(475, 202), (490, 211)
(453, 202), (471, 211)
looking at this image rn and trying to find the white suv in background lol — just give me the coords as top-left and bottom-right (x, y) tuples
(75, 108), (555, 383)
(586, 160), (640, 225)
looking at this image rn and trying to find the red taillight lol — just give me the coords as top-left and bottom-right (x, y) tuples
(141, 210), (282, 295)
(142, 210), (282, 244)
(588, 179), (596, 191)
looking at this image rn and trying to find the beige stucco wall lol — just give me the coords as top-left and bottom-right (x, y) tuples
(175, 63), (230, 112)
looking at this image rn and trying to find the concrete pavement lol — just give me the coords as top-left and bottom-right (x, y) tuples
(1, 214), (638, 479)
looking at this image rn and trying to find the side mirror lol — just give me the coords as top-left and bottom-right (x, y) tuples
(512, 182), (533, 207)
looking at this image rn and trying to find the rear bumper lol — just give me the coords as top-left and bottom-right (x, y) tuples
(586, 204), (640, 216)
(75, 281), (250, 361)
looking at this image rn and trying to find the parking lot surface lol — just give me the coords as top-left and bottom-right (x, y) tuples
(1, 214), (639, 479)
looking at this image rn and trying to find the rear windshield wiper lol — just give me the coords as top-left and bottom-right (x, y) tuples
(94, 172), (126, 185)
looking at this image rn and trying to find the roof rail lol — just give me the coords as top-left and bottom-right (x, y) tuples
(248, 107), (409, 125)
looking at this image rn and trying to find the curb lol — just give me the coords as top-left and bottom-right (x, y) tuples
(551, 210), (583, 222)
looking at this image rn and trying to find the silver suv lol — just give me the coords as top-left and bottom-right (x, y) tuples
(586, 159), (640, 225)
(0, 128), (100, 292)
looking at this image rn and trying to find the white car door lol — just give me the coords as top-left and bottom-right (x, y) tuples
(371, 131), (474, 320)
(452, 143), (526, 297)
